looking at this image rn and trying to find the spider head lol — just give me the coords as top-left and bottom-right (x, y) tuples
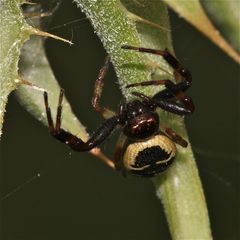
(122, 100), (159, 140)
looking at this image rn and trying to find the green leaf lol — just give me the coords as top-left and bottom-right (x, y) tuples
(0, 1), (88, 142)
(162, 0), (240, 64)
(202, 0), (240, 52)
(74, 0), (151, 99)
(0, 0), (32, 137)
(16, 33), (89, 142)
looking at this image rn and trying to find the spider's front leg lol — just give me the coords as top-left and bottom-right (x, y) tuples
(131, 91), (191, 116)
(44, 90), (119, 153)
(122, 45), (194, 113)
(122, 45), (192, 85)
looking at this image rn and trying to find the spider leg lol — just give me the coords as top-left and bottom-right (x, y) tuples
(156, 80), (194, 113)
(126, 79), (190, 100)
(44, 91), (119, 152)
(122, 45), (192, 84)
(126, 80), (167, 88)
(127, 80), (192, 107)
(44, 91), (55, 134)
(129, 91), (188, 144)
(154, 99), (192, 115)
(122, 45), (194, 113)
(55, 88), (64, 131)
(148, 80), (194, 114)
(90, 148), (116, 169)
(131, 91), (191, 115)
(161, 125), (188, 147)
(92, 56), (115, 119)
(127, 79), (177, 100)
(131, 91), (152, 102)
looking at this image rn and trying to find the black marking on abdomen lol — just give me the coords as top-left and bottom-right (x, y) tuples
(133, 146), (170, 168)
(130, 146), (174, 177)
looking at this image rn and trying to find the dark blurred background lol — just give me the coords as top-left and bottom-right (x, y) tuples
(1, 1), (239, 239)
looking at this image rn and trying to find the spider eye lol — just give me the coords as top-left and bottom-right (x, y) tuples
(179, 68), (190, 78)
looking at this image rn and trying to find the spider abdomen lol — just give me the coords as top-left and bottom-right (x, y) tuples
(123, 135), (176, 177)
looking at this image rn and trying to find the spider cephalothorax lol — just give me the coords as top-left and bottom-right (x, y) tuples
(44, 46), (194, 177)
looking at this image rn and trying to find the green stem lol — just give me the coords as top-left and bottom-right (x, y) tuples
(74, 0), (212, 239)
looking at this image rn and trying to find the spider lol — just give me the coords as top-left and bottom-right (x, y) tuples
(43, 45), (194, 177)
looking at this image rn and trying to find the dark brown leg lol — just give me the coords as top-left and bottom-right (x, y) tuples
(161, 125), (188, 147)
(44, 90), (119, 152)
(55, 89), (64, 132)
(162, 80), (194, 113)
(44, 91), (55, 134)
(122, 45), (194, 113)
(155, 99), (192, 115)
(91, 56), (115, 119)
(121, 45), (191, 83)
(44, 90), (116, 170)
(121, 45), (192, 84)
(126, 80), (168, 88)
(131, 91), (191, 115)
(131, 91), (152, 102)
